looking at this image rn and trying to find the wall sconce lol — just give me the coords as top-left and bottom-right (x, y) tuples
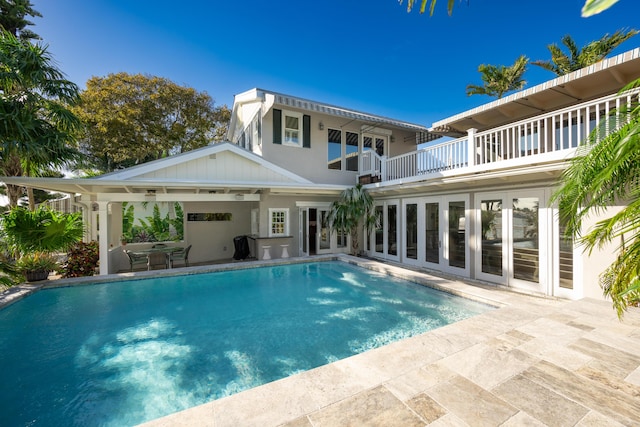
(390, 135), (395, 143)
(318, 121), (324, 131)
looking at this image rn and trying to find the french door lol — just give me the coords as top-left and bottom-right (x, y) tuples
(402, 195), (469, 276)
(371, 200), (400, 261)
(298, 206), (338, 256)
(476, 190), (547, 293)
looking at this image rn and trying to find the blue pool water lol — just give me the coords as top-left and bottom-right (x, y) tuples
(0, 261), (492, 426)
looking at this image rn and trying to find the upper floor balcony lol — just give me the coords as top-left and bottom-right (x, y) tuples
(358, 88), (639, 185)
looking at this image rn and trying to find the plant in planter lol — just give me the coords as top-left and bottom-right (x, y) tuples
(16, 252), (59, 282)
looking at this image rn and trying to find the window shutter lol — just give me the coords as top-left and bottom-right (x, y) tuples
(273, 109), (282, 144)
(303, 114), (311, 148)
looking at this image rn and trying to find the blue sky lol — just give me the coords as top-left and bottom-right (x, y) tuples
(33, 0), (640, 127)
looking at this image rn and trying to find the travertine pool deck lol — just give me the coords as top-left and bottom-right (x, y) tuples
(3, 255), (639, 426)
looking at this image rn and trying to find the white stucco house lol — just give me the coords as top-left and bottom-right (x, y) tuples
(3, 47), (640, 302)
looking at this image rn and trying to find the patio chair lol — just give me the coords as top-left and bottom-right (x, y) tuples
(147, 251), (169, 270)
(125, 250), (148, 271)
(170, 244), (192, 268)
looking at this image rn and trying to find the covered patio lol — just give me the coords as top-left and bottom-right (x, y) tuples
(1, 143), (346, 275)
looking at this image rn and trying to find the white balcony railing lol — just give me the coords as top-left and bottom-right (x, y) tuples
(359, 88), (640, 183)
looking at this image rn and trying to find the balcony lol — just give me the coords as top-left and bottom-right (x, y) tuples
(359, 89), (639, 184)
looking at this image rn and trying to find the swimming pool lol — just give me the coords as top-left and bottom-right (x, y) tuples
(0, 260), (492, 426)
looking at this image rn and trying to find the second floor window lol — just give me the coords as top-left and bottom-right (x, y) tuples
(284, 112), (302, 146)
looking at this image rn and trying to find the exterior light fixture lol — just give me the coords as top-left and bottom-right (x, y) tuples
(318, 121), (324, 131)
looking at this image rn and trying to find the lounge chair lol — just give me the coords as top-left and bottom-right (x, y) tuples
(169, 245), (192, 268)
(125, 250), (148, 271)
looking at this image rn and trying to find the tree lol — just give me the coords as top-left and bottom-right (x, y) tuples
(532, 30), (638, 76)
(400, 0), (621, 17)
(552, 79), (640, 317)
(0, 0), (41, 41)
(0, 31), (81, 208)
(74, 73), (231, 172)
(327, 184), (377, 256)
(466, 55), (528, 99)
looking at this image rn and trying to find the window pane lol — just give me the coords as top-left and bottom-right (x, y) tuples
(448, 201), (465, 268)
(481, 200), (502, 275)
(285, 130), (299, 144)
(285, 116), (299, 130)
(328, 128), (341, 170)
(559, 209), (573, 289)
(375, 205), (383, 253)
(388, 204), (397, 256)
(513, 197), (539, 282)
(346, 132), (358, 171)
(406, 204), (417, 260)
(425, 203), (439, 263)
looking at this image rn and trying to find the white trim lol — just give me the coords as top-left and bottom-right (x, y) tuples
(282, 110), (303, 148)
(268, 208), (290, 237)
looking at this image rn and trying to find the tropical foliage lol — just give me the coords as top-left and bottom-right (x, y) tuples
(61, 241), (99, 278)
(532, 30), (638, 76)
(466, 55), (528, 99)
(552, 79), (640, 317)
(400, 0), (621, 17)
(0, 31), (81, 208)
(0, 0), (41, 40)
(327, 184), (377, 256)
(0, 206), (84, 256)
(121, 202), (184, 243)
(15, 251), (58, 274)
(73, 72), (231, 172)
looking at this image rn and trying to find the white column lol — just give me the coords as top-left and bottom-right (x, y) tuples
(97, 201), (110, 276)
(467, 128), (477, 167)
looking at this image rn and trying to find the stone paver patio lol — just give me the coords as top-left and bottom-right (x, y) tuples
(140, 257), (640, 426)
(3, 255), (639, 426)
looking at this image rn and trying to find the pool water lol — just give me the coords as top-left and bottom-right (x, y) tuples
(0, 261), (492, 426)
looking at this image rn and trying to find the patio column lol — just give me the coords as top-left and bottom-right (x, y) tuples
(97, 201), (110, 275)
(467, 128), (477, 167)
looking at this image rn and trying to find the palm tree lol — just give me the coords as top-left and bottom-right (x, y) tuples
(532, 30), (638, 76)
(0, 0), (41, 41)
(0, 31), (81, 208)
(552, 78), (640, 317)
(466, 55), (528, 99)
(400, 0), (622, 17)
(327, 184), (377, 256)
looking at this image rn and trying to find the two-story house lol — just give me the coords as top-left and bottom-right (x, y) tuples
(3, 48), (639, 302)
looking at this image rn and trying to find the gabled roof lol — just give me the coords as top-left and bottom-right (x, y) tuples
(0, 142), (349, 197)
(231, 88), (442, 143)
(432, 47), (640, 136)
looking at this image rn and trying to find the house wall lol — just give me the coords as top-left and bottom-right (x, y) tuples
(183, 201), (255, 263)
(259, 108), (418, 186)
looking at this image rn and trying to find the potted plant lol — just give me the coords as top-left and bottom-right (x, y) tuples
(16, 252), (59, 282)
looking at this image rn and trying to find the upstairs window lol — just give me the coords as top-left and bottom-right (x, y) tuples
(284, 113), (302, 146)
(273, 109), (311, 148)
(327, 128), (342, 170)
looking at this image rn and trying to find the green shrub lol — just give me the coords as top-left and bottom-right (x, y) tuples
(62, 241), (99, 278)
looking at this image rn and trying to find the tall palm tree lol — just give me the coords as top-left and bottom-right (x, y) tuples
(552, 79), (640, 317)
(466, 55), (528, 99)
(327, 184), (377, 256)
(0, 0), (41, 41)
(0, 31), (81, 208)
(532, 29), (638, 76)
(400, 0), (622, 17)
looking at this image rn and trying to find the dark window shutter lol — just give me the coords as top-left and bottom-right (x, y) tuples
(303, 114), (311, 148)
(273, 109), (282, 144)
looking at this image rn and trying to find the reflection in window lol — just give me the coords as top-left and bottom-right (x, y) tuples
(327, 128), (342, 170)
(481, 200), (502, 276)
(375, 205), (383, 253)
(346, 132), (359, 171)
(559, 208), (574, 289)
(512, 197), (539, 282)
(448, 201), (465, 268)
(406, 204), (417, 260)
(426, 203), (439, 264)
(388, 204), (397, 256)
(284, 114), (301, 145)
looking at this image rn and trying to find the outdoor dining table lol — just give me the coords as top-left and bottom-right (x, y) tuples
(130, 246), (185, 269)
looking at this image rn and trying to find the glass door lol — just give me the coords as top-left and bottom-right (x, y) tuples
(298, 208), (309, 257)
(442, 196), (469, 276)
(371, 200), (399, 261)
(316, 208), (333, 255)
